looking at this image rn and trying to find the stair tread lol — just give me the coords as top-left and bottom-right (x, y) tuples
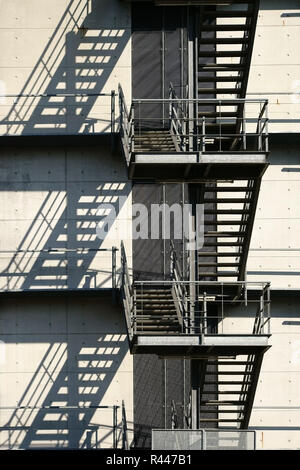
(198, 76), (243, 82)
(201, 400), (246, 405)
(206, 371), (251, 375)
(199, 418), (243, 422)
(199, 38), (249, 45)
(198, 262), (240, 267)
(204, 186), (252, 192)
(198, 252), (241, 257)
(204, 381), (251, 385)
(203, 198), (249, 203)
(200, 25), (250, 32)
(205, 10), (253, 18)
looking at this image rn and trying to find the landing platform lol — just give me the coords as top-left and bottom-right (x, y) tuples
(129, 152), (268, 181)
(131, 334), (271, 356)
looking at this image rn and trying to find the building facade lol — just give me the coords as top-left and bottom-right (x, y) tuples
(0, 0), (299, 450)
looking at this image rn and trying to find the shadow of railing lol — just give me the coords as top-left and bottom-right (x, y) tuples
(0, 182), (129, 291)
(0, 0), (129, 135)
(0, 333), (129, 449)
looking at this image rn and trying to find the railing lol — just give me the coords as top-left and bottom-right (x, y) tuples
(170, 241), (188, 332)
(119, 85), (134, 165)
(121, 400), (129, 450)
(120, 241), (134, 341)
(152, 429), (256, 451)
(130, 280), (271, 337)
(118, 83), (269, 163)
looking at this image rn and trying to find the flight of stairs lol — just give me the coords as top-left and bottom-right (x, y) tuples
(197, 1), (259, 151)
(133, 285), (181, 334)
(199, 353), (264, 429)
(198, 179), (260, 281)
(134, 130), (177, 153)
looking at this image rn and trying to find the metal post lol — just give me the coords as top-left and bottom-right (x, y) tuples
(242, 102), (247, 150)
(86, 430), (92, 449)
(111, 90), (115, 133)
(265, 100), (269, 152)
(258, 102), (262, 151)
(112, 247), (117, 303)
(131, 104), (135, 154)
(202, 117), (205, 152)
(113, 405), (118, 449)
(260, 294), (264, 334)
(111, 90), (116, 151)
(191, 360), (200, 429)
(203, 292), (207, 336)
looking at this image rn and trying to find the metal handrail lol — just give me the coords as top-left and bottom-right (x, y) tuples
(121, 400), (129, 450)
(131, 279), (271, 336)
(118, 83), (269, 161)
(120, 241), (134, 340)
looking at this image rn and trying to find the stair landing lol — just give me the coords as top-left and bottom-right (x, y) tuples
(129, 151), (268, 181)
(130, 333), (270, 356)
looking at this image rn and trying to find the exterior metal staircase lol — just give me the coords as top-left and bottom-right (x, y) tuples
(199, 178), (261, 281)
(134, 130), (177, 153)
(133, 285), (181, 335)
(118, 0), (270, 448)
(197, 1), (260, 152)
(199, 352), (264, 429)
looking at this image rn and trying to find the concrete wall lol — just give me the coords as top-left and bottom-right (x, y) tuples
(0, 0), (131, 135)
(248, 0), (300, 133)
(0, 142), (132, 291)
(0, 295), (133, 449)
(248, 140), (300, 290)
(251, 296), (300, 450)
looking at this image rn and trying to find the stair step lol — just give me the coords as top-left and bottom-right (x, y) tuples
(202, 390), (245, 394)
(199, 64), (245, 72)
(203, 198), (248, 203)
(204, 231), (245, 237)
(200, 25), (250, 32)
(203, 221), (247, 226)
(199, 409), (243, 414)
(135, 289), (172, 293)
(205, 11), (253, 18)
(204, 210), (250, 215)
(199, 38), (249, 45)
(135, 309), (177, 314)
(202, 122), (236, 128)
(198, 262), (240, 267)
(198, 252), (241, 257)
(135, 326), (180, 331)
(198, 76), (242, 83)
(199, 272), (239, 277)
(205, 186), (252, 192)
(206, 371), (251, 375)
(199, 51), (247, 58)
(198, 88), (240, 94)
(135, 331), (181, 335)
(136, 318), (179, 328)
(199, 418), (243, 422)
(203, 241), (244, 246)
(204, 381), (251, 385)
(135, 300), (175, 305)
(216, 361), (254, 366)
(198, 111), (239, 117)
(201, 400), (246, 405)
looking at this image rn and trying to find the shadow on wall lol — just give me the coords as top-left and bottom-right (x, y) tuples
(0, 298), (130, 449)
(0, 0), (130, 135)
(0, 176), (130, 291)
